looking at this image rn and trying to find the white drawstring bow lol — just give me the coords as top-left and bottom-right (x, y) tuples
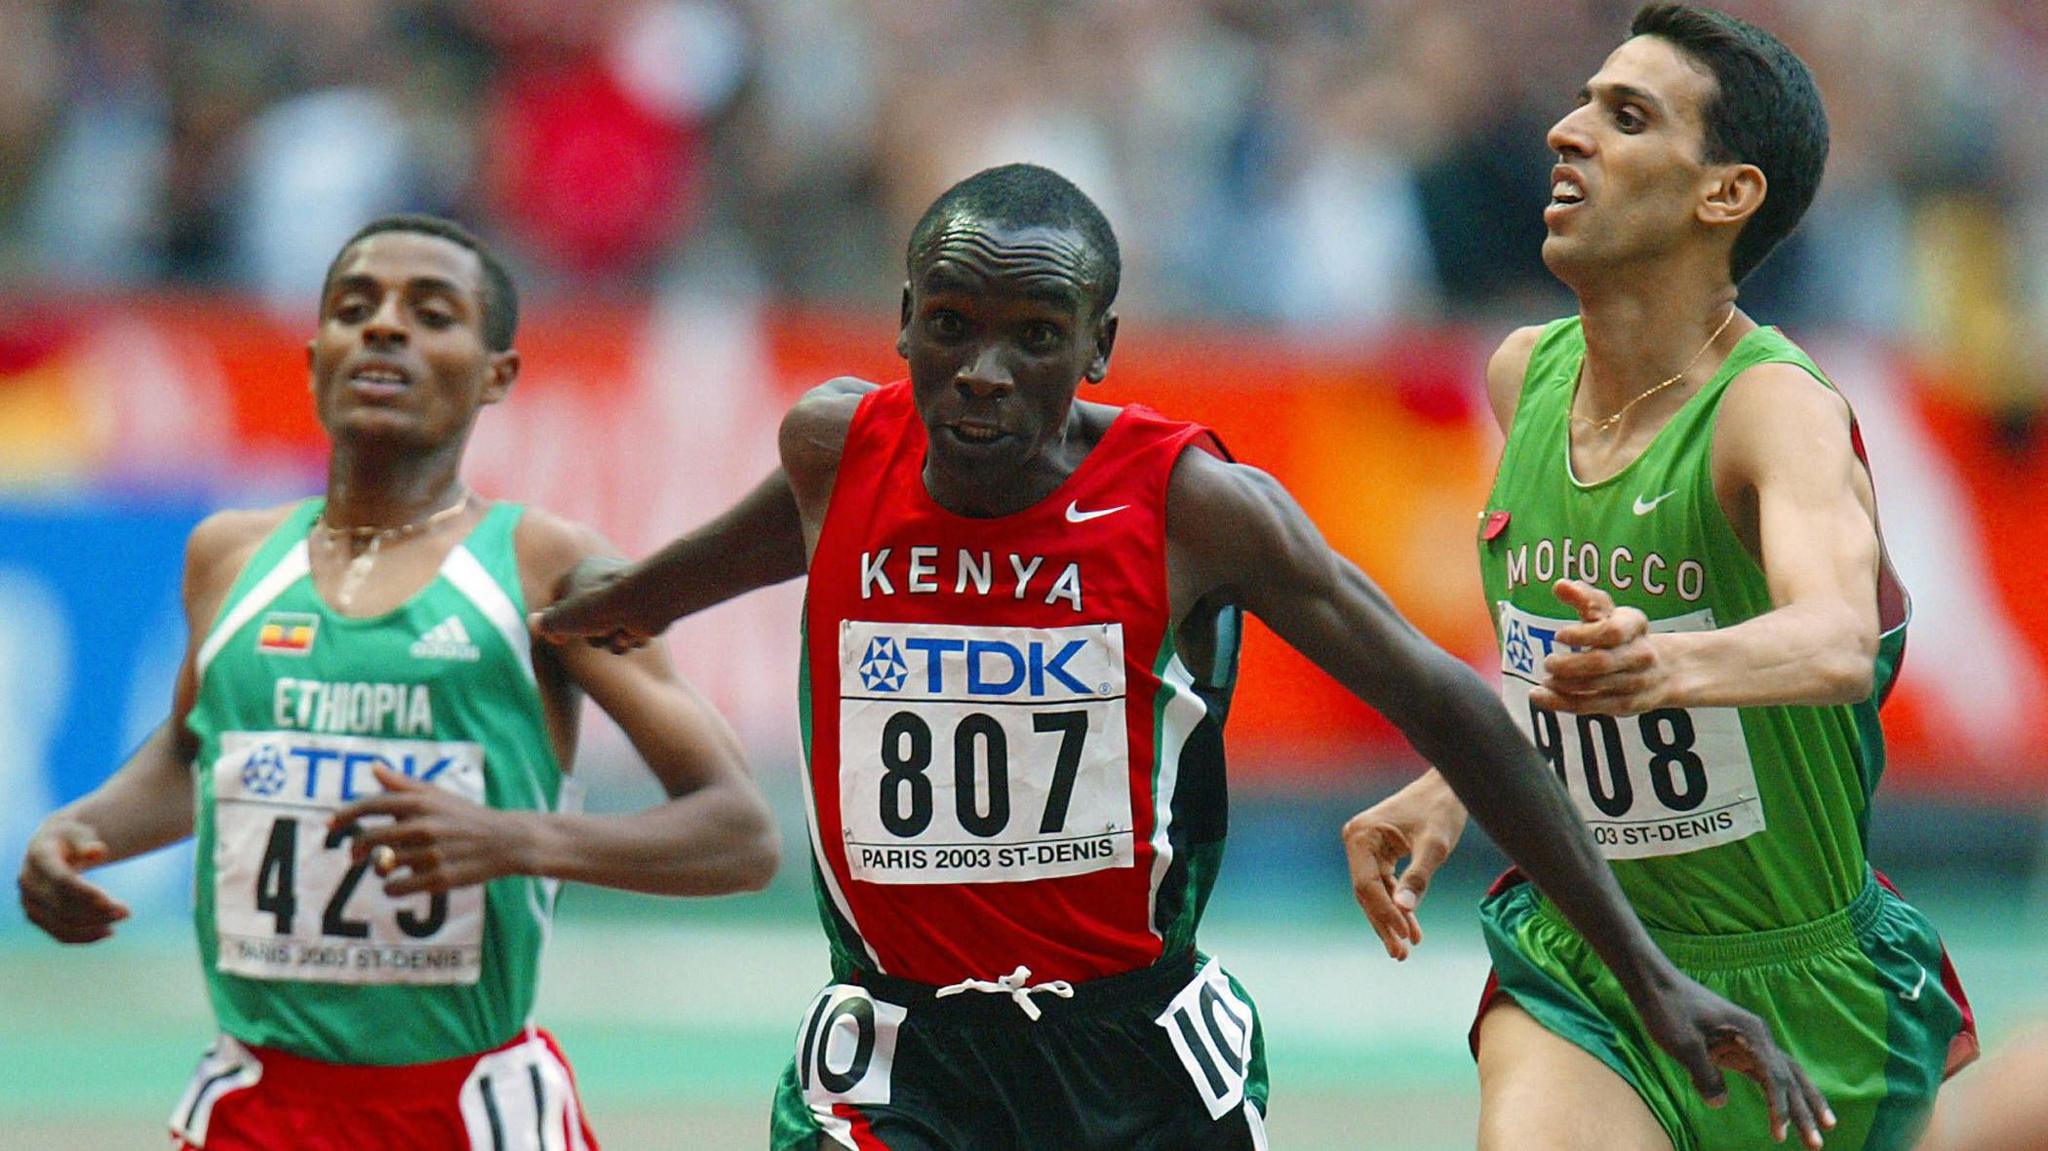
(934, 965), (1076, 1021)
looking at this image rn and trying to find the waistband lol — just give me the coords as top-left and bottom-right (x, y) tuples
(232, 1027), (544, 1096)
(850, 952), (1199, 1022)
(1536, 875), (1886, 972)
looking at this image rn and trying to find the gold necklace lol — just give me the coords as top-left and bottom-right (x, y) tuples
(317, 489), (472, 610)
(1571, 306), (1737, 435)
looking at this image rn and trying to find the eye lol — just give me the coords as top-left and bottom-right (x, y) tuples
(416, 305), (455, 329)
(1023, 322), (1065, 351)
(926, 310), (966, 339)
(1615, 106), (1646, 133)
(333, 299), (372, 323)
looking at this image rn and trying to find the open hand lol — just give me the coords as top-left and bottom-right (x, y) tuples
(1342, 776), (1467, 960)
(1636, 968), (1835, 1148)
(17, 819), (130, 944)
(530, 557), (662, 654)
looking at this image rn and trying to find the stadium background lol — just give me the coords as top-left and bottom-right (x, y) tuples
(2, 1), (2044, 1147)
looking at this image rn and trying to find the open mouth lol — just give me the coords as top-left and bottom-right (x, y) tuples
(347, 364), (411, 397)
(949, 422), (1006, 445)
(1548, 165), (1586, 213)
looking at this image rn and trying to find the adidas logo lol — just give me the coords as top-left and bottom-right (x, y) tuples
(410, 616), (481, 661)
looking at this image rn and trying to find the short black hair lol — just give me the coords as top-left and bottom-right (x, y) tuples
(906, 164), (1122, 316)
(322, 214), (519, 351)
(1630, 3), (1829, 283)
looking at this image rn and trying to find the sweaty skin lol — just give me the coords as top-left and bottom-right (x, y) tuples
(536, 211), (1831, 1148)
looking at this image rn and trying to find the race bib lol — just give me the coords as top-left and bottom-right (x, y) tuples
(838, 620), (1134, 884)
(211, 731), (487, 985)
(793, 985), (905, 1110)
(1498, 603), (1765, 860)
(1156, 959), (1257, 1120)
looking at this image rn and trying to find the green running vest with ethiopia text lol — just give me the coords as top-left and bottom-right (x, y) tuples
(187, 500), (569, 1064)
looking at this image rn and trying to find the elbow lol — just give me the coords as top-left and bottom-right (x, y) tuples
(731, 809), (781, 893)
(1819, 651), (1875, 706)
(718, 794), (781, 893)
(1817, 616), (1880, 705)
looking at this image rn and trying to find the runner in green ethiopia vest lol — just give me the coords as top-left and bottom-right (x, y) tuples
(1343, 7), (1974, 1151)
(16, 216), (776, 1151)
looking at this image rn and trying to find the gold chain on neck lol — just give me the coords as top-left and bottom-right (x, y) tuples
(316, 489), (472, 610)
(1571, 306), (1737, 435)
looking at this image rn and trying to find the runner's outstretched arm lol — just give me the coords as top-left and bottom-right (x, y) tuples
(1164, 448), (1832, 1148)
(532, 377), (876, 649)
(338, 515), (778, 898)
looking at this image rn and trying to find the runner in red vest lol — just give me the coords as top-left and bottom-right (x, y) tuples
(536, 163), (1830, 1150)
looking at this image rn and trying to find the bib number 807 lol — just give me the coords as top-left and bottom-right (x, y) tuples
(876, 709), (1087, 838)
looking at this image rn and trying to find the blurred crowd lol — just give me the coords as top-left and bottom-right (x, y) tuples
(1, 0), (2044, 416)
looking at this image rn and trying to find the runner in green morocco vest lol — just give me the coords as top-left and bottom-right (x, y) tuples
(189, 499), (559, 1064)
(1482, 318), (1885, 931)
(1472, 317), (1974, 1151)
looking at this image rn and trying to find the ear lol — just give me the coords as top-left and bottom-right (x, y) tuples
(896, 282), (914, 359)
(1698, 162), (1766, 230)
(1083, 311), (1118, 384)
(481, 349), (519, 406)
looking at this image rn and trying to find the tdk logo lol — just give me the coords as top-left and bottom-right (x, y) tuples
(843, 622), (1124, 703)
(859, 638), (909, 692)
(1501, 609), (1562, 678)
(241, 742), (290, 797)
(859, 635), (1092, 697)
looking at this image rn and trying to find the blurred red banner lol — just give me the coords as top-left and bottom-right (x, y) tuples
(4, 295), (2041, 790)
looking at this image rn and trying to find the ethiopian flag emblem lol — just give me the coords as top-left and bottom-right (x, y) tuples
(256, 612), (318, 656)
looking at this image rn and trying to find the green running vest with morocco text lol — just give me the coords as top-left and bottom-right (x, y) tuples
(1479, 319), (1904, 934)
(187, 499), (568, 1064)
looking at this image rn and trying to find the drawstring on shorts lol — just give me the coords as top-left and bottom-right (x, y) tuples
(934, 965), (1076, 1021)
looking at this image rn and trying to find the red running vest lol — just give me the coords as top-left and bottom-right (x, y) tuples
(801, 381), (1235, 986)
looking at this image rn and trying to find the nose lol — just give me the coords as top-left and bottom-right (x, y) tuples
(955, 343), (1013, 400)
(1547, 104), (1593, 160)
(362, 294), (408, 348)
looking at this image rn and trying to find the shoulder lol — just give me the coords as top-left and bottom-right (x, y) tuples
(1166, 449), (1309, 556)
(181, 503), (299, 624)
(186, 504), (296, 586)
(511, 504), (617, 607)
(780, 376), (880, 480)
(1485, 324), (1549, 433)
(1715, 359), (1853, 462)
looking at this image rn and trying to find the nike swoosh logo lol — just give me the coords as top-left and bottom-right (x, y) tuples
(1901, 964), (1928, 1002)
(1064, 501), (1129, 524)
(1632, 491), (1678, 516)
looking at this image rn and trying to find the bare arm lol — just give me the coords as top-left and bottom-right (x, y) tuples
(343, 514), (779, 897)
(17, 509), (280, 942)
(532, 377), (875, 646)
(1168, 451), (1828, 1144)
(1537, 365), (1880, 714)
(1341, 323), (1546, 953)
(1168, 452), (1673, 991)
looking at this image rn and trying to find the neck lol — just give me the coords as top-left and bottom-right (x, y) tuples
(1571, 262), (1746, 415)
(923, 406), (1093, 518)
(323, 442), (468, 529)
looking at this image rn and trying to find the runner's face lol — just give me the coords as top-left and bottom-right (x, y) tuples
(900, 219), (1112, 481)
(1542, 35), (1720, 277)
(309, 232), (513, 449)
